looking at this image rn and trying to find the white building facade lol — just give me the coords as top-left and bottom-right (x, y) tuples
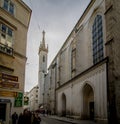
(24, 85), (39, 111)
(45, 1), (108, 123)
(42, 0), (120, 123)
(0, 0), (31, 123)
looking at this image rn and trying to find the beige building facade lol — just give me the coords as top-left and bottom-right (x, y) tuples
(43, 0), (120, 124)
(0, 0), (31, 123)
(24, 85), (39, 111)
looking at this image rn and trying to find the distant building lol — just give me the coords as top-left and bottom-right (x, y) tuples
(24, 85), (39, 111)
(0, 0), (31, 123)
(42, 0), (120, 124)
(23, 92), (29, 109)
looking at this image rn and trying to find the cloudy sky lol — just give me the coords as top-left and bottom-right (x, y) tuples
(23, 0), (91, 92)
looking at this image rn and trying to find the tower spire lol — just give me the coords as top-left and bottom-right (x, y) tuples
(42, 30), (45, 47)
(39, 30), (48, 54)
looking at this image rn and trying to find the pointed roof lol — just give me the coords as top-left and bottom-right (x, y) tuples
(42, 30), (45, 48)
(39, 30), (48, 54)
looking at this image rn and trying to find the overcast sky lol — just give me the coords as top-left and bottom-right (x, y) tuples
(23, 0), (91, 92)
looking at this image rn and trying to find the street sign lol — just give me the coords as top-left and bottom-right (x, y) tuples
(0, 91), (17, 97)
(14, 92), (23, 107)
(0, 73), (18, 82)
(0, 81), (19, 89)
(0, 99), (10, 103)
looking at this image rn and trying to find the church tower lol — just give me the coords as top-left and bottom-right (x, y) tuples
(38, 30), (48, 107)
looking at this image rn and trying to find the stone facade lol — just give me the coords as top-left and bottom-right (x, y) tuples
(24, 86), (39, 111)
(105, 0), (120, 123)
(0, 0), (31, 123)
(42, 0), (120, 123)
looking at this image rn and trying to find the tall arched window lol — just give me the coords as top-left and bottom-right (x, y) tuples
(92, 15), (104, 64)
(71, 40), (76, 78)
(43, 55), (45, 62)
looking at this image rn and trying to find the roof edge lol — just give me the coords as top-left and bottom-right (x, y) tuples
(48, 0), (95, 69)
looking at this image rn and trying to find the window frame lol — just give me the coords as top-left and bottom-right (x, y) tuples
(71, 48), (76, 71)
(3, 0), (15, 15)
(92, 15), (104, 64)
(0, 23), (14, 45)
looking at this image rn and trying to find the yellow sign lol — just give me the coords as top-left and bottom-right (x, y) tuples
(0, 91), (17, 97)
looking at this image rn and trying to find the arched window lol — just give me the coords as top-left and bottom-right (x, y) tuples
(71, 40), (76, 77)
(43, 55), (45, 62)
(92, 15), (104, 64)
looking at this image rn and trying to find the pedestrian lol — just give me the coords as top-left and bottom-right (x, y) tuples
(12, 112), (18, 124)
(17, 113), (23, 124)
(46, 109), (48, 116)
(32, 113), (41, 124)
(22, 109), (32, 124)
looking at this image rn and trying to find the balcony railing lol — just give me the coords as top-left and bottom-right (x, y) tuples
(0, 43), (13, 56)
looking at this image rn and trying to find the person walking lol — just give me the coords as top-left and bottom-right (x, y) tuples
(32, 113), (41, 124)
(17, 113), (23, 124)
(12, 112), (18, 124)
(22, 109), (32, 124)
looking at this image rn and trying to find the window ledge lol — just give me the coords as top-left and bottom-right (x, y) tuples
(0, 43), (14, 57)
(72, 68), (76, 72)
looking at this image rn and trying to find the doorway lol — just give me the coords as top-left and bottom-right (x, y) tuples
(0, 103), (6, 121)
(62, 93), (66, 116)
(89, 102), (94, 120)
(83, 83), (94, 120)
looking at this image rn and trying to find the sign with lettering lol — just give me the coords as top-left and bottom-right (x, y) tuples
(0, 99), (10, 103)
(14, 92), (23, 107)
(0, 73), (18, 82)
(0, 81), (19, 89)
(0, 91), (17, 97)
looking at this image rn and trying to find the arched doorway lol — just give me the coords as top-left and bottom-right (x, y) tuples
(83, 84), (94, 120)
(62, 93), (66, 116)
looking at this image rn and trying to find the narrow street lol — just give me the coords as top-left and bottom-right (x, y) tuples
(40, 117), (70, 124)
(40, 116), (96, 124)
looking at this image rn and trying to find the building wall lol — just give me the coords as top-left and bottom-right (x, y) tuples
(105, 0), (120, 123)
(44, 0), (120, 123)
(49, 65), (56, 114)
(0, 0), (31, 123)
(44, 74), (50, 110)
(29, 86), (39, 111)
(24, 86), (39, 111)
(49, 0), (106, 85)
(46, 0), (108, 123)
(57, 62), (107, 121)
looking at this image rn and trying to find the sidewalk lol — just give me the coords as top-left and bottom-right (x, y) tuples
(48, 115), (97, 124)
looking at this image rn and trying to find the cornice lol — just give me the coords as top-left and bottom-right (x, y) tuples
(14, 51), (27, 60)
(56, 57), (108, 91)
(0, 16), (17, 30)
(0, 7), (29, 29)
(0, 65), (14, 72)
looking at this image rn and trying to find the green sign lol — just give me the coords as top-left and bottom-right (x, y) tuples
(14, 92), (23, 107)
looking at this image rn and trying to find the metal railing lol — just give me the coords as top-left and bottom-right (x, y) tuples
(0, 43), (13, 56)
